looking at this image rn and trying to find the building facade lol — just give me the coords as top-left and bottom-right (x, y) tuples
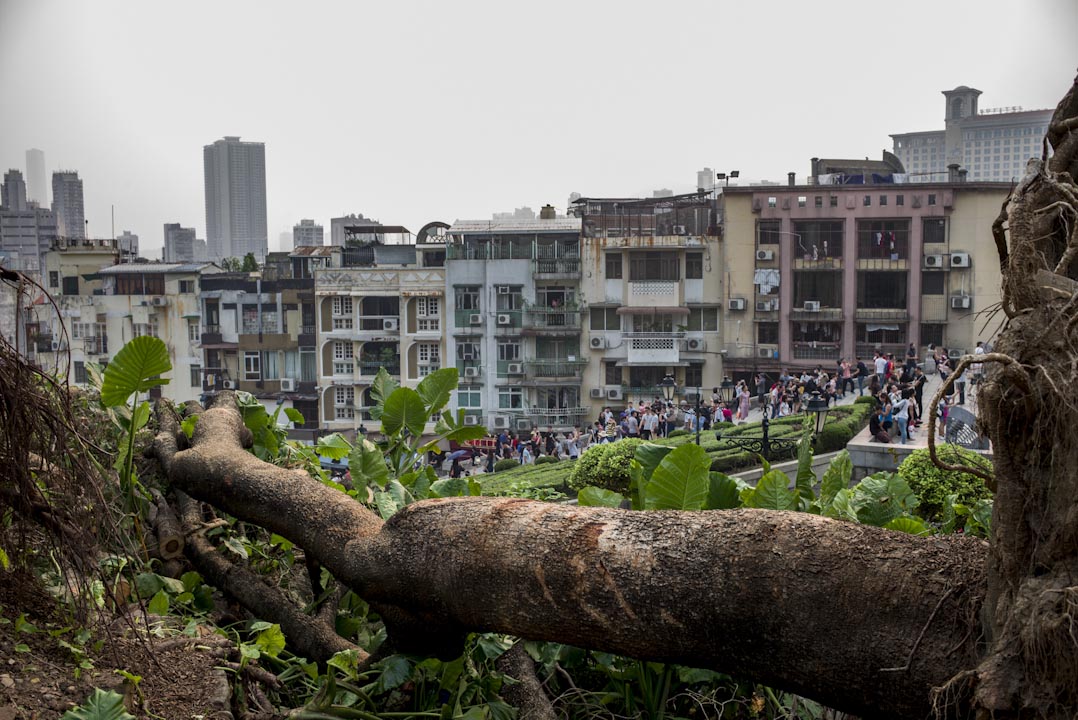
(116, 230), (140, 259)
(293, 218), (324, 248)
(891, 86), (1053, 184)
(163, 223), (197, 263)
(316, 234), (446, 436)
(203, 136), (268, 262)
(720, 179), (1010, 378)
(3, 170), (28, 212)
(0, 203), (58, 273)
(330, 214), (378, 247)
(25, 149), (47, 207)
(51, 171), (85, 239)
(575, 193), (724, 414)
(445, 212), (588, 434)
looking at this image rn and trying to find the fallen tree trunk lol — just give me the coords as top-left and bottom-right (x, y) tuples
(156, 394), (987, 720)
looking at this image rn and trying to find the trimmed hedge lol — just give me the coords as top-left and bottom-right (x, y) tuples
(534, 455), (559, 465)
(898, 445), (994, 522)
(494, 458), (521, 473)
(568, 439), (644, 493)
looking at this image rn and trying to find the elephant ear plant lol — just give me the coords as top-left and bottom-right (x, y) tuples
(99, 335), (171, 513)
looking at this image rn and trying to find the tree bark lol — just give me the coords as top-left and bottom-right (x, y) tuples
(155, 395), (987, 720)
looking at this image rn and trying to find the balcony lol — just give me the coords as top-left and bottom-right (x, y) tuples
(83, 336), (109, 355)
(493, 309), (522, 331)
(790, 305), (844, 321)
(793, 257), (843, 270)
(456, 362), (484, 383)
(628, 281), (681, 307)
(358, 358), (400, 377)
(522, 305), (584, 333)
(532, 258), (581, 278)
(356, 316), (401, 335)
(626, 334), (681, 365)
(510, 407), (590, 428)
(201, 325), (223, 345)
(454, 309), (485, 332)
(792, 344), (841, 360)
(524, 359), (588, 380)
(855, 308), (910, 322)
(856, 343), (907, 359)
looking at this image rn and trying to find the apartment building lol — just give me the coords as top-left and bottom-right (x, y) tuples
(29, 245), (220, 403)
(197, 250), (322, 436)
(720, 176), (1010, 377)
(444, 208), (585, 435)
(315, 229), (446, 437)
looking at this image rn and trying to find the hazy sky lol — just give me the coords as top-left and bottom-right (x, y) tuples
(2, 0), (1076, 258)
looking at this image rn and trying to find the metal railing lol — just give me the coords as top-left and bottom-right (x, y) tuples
(358, 360), (400, 376)
(524, 359), (589, 378)
(792, 345), (841, 360)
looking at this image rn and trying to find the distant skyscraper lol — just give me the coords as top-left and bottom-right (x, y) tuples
(116, 230), (139, 259)
(293, 218), (324, 248)
(203, 136), (268, 262)
(51, 171), (85, 239)
(25, 149), (47, 206)
(163, 223), (197, 263)
(330, 213), (379, 246)
(2, 170), (28, 211)
(697, 168), (715, 192)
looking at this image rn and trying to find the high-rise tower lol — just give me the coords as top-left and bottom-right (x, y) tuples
(51, 171), (85, 239)
(25, 149), (47, 206)
(203, 136), (268, 262)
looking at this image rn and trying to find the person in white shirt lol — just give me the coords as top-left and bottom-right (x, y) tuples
(874, 353), (889, 384)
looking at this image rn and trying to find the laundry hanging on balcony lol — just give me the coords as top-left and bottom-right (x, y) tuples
(753, 268), (781, 295)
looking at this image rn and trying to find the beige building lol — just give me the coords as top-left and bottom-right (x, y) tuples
(575, 192), (725, 413)
(720, 178), (1009, 378)
(314, 235), (446, 436)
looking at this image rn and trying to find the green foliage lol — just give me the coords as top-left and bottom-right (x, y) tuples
(898, 445), (994, 523)
(577, 486), (626, 508)
(494, 458), (520, 472)
(534, 455), (559, 465)
(99, 336), (171, 407)
(241, 252), (258, 272)
(61, 688), (135, 720)
(854, 395), (878, 405)
(741, 470), (799, 510)
(666, 429), (689, 438)
(846, 472), (919, 526)
(235, 391), (303, 462)
(218, 256), (243, 271)
(644, 443), (711, 511)
(568, 439), (643, 493)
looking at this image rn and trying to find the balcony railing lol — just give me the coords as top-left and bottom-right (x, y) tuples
(509, 407), (590, 425)
(792, 344), (842, 360)
(533, 258), (581, 276)
(790, 305), (844, 320)
(855, 308), (910, 321)
(454, 309), (485, 331)
(357, 316), (401, 333)
(358, 360), (400, 376)
(524, 359), (588, 379)
(523, 306), (584, 331)
(492, 309), (522, 330)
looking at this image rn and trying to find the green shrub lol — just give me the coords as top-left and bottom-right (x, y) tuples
(898, 445), (994, 522)
(494, 458), (520, 473)
(667, 429), (690, 438)
(568, 439), (643, 493)
(854, 395), (878, 405)
(534, 455), (559, 465)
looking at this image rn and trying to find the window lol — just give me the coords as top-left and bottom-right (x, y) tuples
(188, 319), (200, 343)
(332, 296), (353, 315)
(495, 288), (523, 312)
(335, 386), (355, 420)
(757, 323), (779, 345)
(498, 387), (523, 409)
(62, 276), (79, 295)
(792, 220), (844, 258)
(261, 351), (279, 379)
(115, 274), (164, 295)
(497, 340), (521, 361)
(190, 365), (202, 387)
(418, 343), (440, 375)
(829, 196), (838, 208)
(416, 297), (439, 317)
(333, 341), (354, 360)
(928, 194), (937, 206)
(921, 323), (945, 348)
(630, 313), (678, 333)
(684, 364), (703, 388)
(797, 196), (807, 208)
(814, 196), (823, 208)
(244, 351), (261, 380)
(604, 361), (622, 385)
(457, 389), (482, 409)
(923, 218), (946, 243)
(768, 197), (777, 208)
(629, 252), (679, 281)
(455, 286), (480, 311)
(457, 342), (481, 361)
(605, 253), (623, 279)
(896, 195), (904, 206)
(863, 195), (871, 207)
(686, 253), (703, 279)
(49, 271), (58, 288)
(922, 272), (946, 295)
(686, 307), (719, 331)
(418, 317), (440, 332)
(179, 280), (195, 294)
(757, 220), (781, 244)
(301, 349), (317, 382)
(590, 307), (621, 331)
(133, 322), (159, 338)
(857, 272), (908, 309)
(857, 219), (911, 259)
(74, 361), (87, 384)
(879, 195), (887, 206)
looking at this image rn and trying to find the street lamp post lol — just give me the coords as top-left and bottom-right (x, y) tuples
(716, 389), (830, 463)
(659, 374), (677, 439)
(717, 170), (740, 189)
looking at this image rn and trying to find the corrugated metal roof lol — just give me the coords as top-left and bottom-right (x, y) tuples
(290, 246), (336, 257)
(448, 218), (581, 234)
(98, 262), (218, 274)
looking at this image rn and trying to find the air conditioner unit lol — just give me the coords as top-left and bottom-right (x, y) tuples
(496, 285), (512, 295)
(606, 387), (623, 400)
(950, 252), (971, 268)
(758, 348), (774, 358)
(756, 301), (770, 312)
(672, 225), (687, 235)
(589, 336), (607, 350)
(803, 301), (821, 312)
(515, 419), (532, 431)
(496, 314), (512, 326)
(507, 362), (524, 375)
(50, 340), (62, 352)
(151, 296), (168, 307)
(728, 298), (746, 311)
(685, 338), (706, 352)
(382, 318), (399, 331)
(223, 380), (236, 390)
(280, 378), (295, 391)
(589, 388), (604, 399)
(463, 415), (480, 426)
(951, 296), (971, 309)
(756, 249), (774, 261)
(924, 254), (944, 269)
(469, 313), (483, 325)
(491, 416), (510, 430)
(463, 366), (480, 378)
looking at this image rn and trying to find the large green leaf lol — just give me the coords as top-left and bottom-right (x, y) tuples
(430, 477), (469, 498)
(316, 433), (353, 461)
(850, 472), (919, 527)
(415, 368), (458, 415)
(381, 387), (428, 438)
(824, 487), (859, 521)
(633, 443), (674, 484)
(819, 450), (852, 510)
(578, 486), (626, 508)
(348, 438), (390, 490)
(62, 689), (135, 720)
(706, 471), (745, 510)
(99, 336), (171, 407)
(441, 425), (489, 444)
(794, 435), (816, 505)
(644, 443), (710, 510)
(884, 516), (932, 536)
(368, 367), (399, 420)
(743, 470), (799, 511)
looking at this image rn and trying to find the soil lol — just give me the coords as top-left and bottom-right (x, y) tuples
(0, 571), (239, 719)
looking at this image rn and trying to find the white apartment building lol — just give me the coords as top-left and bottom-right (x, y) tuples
(204, 136), (268, 262)
(293, 218), (324, 248)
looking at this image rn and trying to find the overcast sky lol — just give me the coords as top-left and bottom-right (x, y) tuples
(2, 0), (1076, 258)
